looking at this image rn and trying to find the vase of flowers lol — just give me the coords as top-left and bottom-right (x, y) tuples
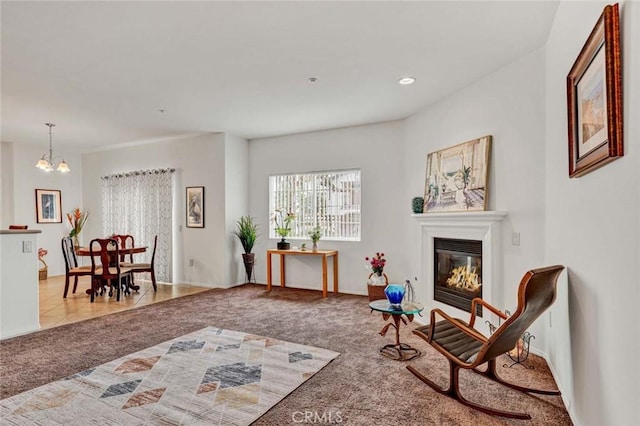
(309, 225), (321, 251)
(272, 209), (295, 250)
(365, 252), (388, 301)
(67, 208), (89, 248)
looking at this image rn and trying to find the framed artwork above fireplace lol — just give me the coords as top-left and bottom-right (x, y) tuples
(423, 135), (491, 213)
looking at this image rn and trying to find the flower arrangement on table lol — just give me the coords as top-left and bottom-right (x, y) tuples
(272, 209), (296, 241)
(67, 207), (89, 247)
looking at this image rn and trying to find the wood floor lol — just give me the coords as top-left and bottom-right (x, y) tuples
(38, 274), (211, 330)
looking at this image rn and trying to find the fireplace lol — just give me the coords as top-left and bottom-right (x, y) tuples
(434, 238), (482, 315)
(412, 211), (507, 335)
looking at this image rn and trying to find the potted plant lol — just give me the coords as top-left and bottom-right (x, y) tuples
(309, 225), (321, 251)
(66, 207), (89, 248)
(233, 216), (259, 283)
(365, 252), (388, 301)
(38, 248), (48, 281)
(272, 209), (295, 250)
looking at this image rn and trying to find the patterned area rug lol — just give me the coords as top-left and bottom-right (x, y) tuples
(0, 327), (339, 425)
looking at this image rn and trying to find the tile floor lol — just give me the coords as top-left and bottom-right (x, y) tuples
(38, 274), (211, 330)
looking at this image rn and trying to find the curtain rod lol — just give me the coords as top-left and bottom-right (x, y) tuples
(101, 168), (175, 180)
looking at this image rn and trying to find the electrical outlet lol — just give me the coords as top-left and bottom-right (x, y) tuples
(22, 241), (33, 253)
(511, 232), (520, 246)
(188, 258), (194, 267)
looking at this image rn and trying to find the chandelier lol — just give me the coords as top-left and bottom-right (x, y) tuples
(35, 123), (70, 173)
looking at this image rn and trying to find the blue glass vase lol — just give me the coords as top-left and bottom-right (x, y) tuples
(384, 284), (405, 309)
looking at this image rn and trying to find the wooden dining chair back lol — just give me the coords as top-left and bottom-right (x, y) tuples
(88, 238), (132, 302)
(61, 236), (92, 298)
(407, 265), (565, 420)
(129, 235), (158, 291)
(115, 234), (135, 262)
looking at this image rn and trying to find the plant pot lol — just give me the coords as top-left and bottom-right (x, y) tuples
(367, 272), (389, 301)
(242, 253), (255, 283)
(38, 259), (48, 281)
(367, 284), (387, 301)
(277, 240), (290, 250)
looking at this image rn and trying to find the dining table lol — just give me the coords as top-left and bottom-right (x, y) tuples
(75, 245), (147, 257)
(75, 244), (147, 292)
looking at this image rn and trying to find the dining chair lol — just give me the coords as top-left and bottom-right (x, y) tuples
(115, 234), (135, 263)
(61, 236), (92, 298)
(128, 235), (158, 291)
(88, 238), (133, 302)
(115, 234), (137, 289)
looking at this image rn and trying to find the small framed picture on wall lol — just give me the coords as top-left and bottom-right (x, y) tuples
(186, 186), (205, 228)
(35, 189), (62, 223)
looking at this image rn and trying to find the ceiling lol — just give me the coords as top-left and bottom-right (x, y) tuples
(1, 1), (559, 151)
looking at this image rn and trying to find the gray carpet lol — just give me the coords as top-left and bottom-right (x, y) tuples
(0, 284), (572, 425)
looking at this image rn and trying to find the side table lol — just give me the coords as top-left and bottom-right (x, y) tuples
(369, 300), (424, 361)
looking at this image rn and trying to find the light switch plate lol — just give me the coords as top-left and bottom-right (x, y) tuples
(22, 241), (33, 253)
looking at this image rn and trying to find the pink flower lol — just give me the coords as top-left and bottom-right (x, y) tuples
(365, 252), (387, 275)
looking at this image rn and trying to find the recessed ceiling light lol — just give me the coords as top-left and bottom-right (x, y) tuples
(308, 77), (318, 83)
(398, 77), (416, 85)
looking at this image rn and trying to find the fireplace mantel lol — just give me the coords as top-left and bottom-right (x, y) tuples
(411, 211), (508, 223)
(412, 211), (507, 335)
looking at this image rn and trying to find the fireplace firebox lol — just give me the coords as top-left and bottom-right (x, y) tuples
(434, 238), (483, 315)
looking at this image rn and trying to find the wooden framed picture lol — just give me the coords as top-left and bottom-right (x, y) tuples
(423, 135), (491, 213)
(35, 189), (62, 223)
(186, 186), (205, 228)
(567, 3), (622, 178)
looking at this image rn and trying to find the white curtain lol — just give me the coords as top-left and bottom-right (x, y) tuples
(101, 168), (175, 283)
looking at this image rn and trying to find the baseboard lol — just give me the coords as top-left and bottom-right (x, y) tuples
(0, 323), (41, 341)
(178, 280), (218, 288)
(528, 347), (578, 425)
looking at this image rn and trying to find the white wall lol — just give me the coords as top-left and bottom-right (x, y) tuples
(224, 133), (250, 286)
(81, 133), (228, 287)
(1, 142), (83, 276)
(544, 1), (639, 425)
(1, 142), (15, 226)
(248, 121), (406, 294)
(0, 231), (41, 339)
(403, 48), (547, 334)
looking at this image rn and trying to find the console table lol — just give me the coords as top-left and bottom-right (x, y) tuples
(266, 249), (339, 297)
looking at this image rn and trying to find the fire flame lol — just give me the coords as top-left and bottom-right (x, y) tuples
(446, 266), (481, 292)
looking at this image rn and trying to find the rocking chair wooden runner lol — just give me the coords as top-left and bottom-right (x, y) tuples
(407, 265), (565, 420)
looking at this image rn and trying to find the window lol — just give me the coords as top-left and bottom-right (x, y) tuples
(269, 169), (361, 241)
